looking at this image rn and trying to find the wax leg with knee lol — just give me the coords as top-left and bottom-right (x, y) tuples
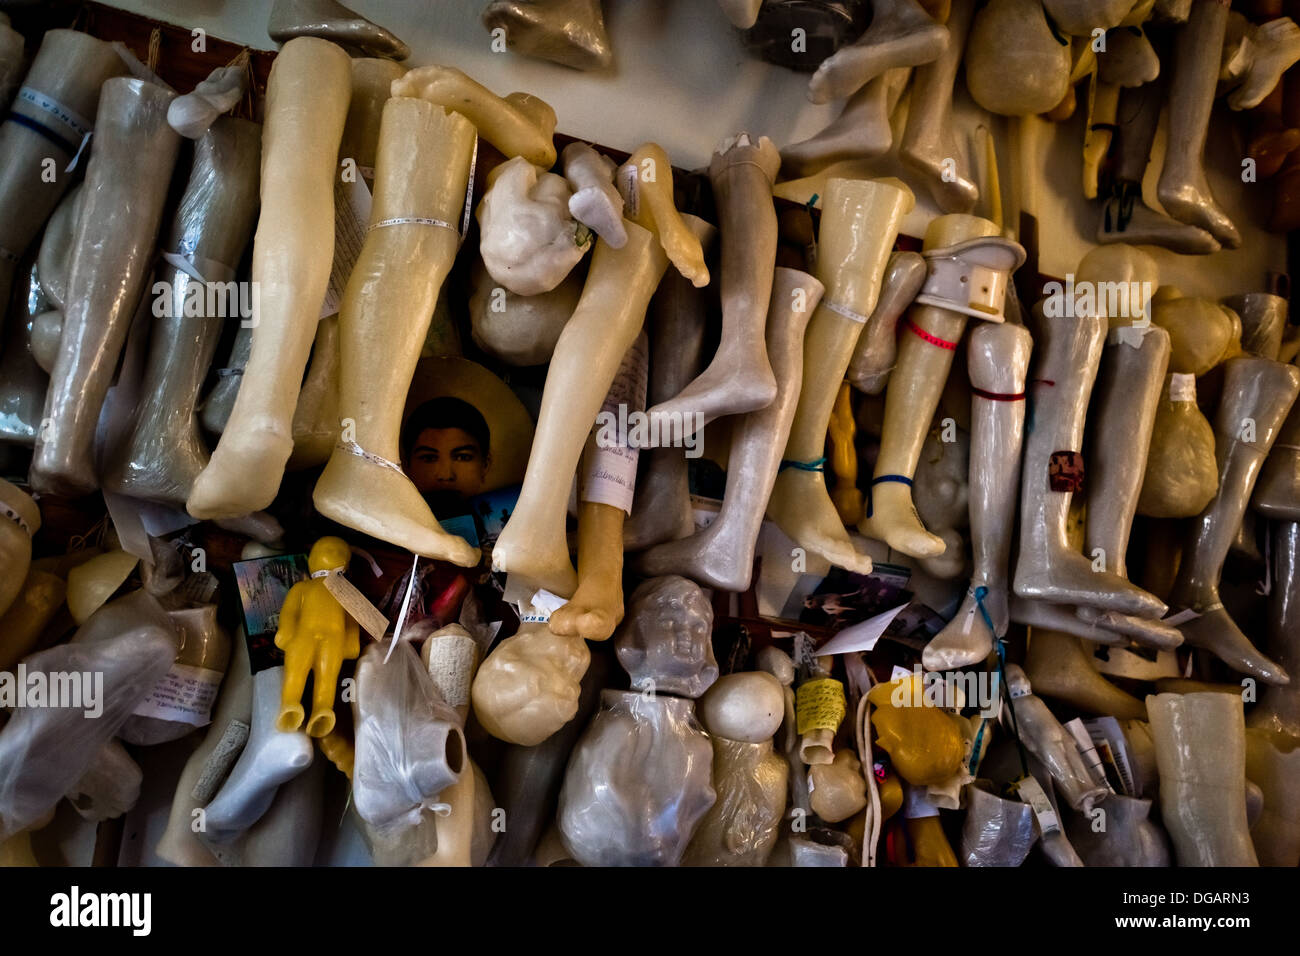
(201, 664), (313, 843)
(646, 134), (779, 434)
(30, 78), (181, 496)
(1148, 691), (1258, 866)
(1012, 304), (1167, 618)
(636, 268), (823, 591)
(286, 314), (340, 470)
(846, 250), (927, 395)
(188, 38), (352, 520)
(623, 217), (714, 553)
(924, 323), (1031, 670)
(549, 502), (625, 641)
(807, 0), (946, 105)
(104, 117), (261, 508)
(1166, 357), (1300, 684)
(965, 0), (1071, 116)
(899, 0), (978, 213)
(0, 479), (39, 619)
(481, 0), (613, 70)
(1156, 0), (1241, 247)
(861, 214), (1021, 559)
(267, 0), (409, 60)
(767, 177), (912, 575)
(156, 634), (253, 867)
(1254, 388), (1300, 518)
(312, 98), (479, 564)
(0, 30), (126, 320)
(492, 224), (670, 596)
(1022, 628), (1147, 720)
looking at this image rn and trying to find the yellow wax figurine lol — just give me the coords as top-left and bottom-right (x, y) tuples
(828, 380), (863, 525)
(275, 536), (361, 738)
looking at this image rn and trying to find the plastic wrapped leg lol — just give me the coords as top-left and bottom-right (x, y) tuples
(30, 78), (180, 496)
(65, 738), (141, 823)
(104, 117), (262, 507)
(1065, 794), (1171, 866)
(960, 781), (1037, 866)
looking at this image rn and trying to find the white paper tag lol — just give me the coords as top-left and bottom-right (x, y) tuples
(1161, 607), (1201, 626)
(133, 663), (225, 727)
(817, 603), (909, 656)
(530, 589), (568, 615)
(1169, 372), (1196, 403)
(1015, 775), (1060, 834)
(1092, 644), (1181, 680)
(580, 331), (649, 514)
(320, 571), (389, 640)
(320, 172), (373, 319)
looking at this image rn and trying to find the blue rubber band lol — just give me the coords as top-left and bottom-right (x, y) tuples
(974, 585), (1029, 777)
(5, 110), (77, 155)
(865, 474), (913, 518)
(778, 456), (826, 473)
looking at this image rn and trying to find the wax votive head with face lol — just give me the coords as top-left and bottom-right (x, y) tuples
(614, 575), (719, 699)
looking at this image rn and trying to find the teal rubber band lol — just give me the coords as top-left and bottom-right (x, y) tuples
(778, 456), (826, 473)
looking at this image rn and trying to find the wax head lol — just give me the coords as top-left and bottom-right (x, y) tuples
(402, 396), (492, 505)
(697, 671), (784, 741)
(471, 625), (590, 745)
(615, 575), (719, 698)
(307, 536), (351, 575)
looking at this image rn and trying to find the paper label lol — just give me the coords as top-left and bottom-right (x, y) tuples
(320, 571), (389, 641)
(14, 85), (93, 147)
(1161, 607), (1200, 627)
(796, 678), (846, 735)
(816, 603), (910, 656)
(580, 332), (649, 514)
(133, 663), (224, 727)
(320, 173), (373, 319)
(1015, 775), (1060, 834)
(1169, 372), (1196, 403)
(1083, 716), (1135, 796)
(191, 719), (250, 804)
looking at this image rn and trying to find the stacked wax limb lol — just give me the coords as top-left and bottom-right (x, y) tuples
(188, 37), (352, 520)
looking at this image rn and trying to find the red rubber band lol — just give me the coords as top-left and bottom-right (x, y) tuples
(904, 316), (958, 350)
(972, 386), (1026, 402)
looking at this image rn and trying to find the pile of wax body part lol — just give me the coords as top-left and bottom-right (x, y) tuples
(0, 0), (1298, 868)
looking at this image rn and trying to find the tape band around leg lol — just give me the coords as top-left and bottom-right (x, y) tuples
(821, 299), (870, 324)
(337, 438), (406, 476)
(865, 473), (913, 518)
(779, 456), (827, 473)
(971, 386), (1026, 402)
(904, 316), (958, 350)
(4, 110), (78, 155)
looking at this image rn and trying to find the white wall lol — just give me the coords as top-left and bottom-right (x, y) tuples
(107, 0), (1286, 296)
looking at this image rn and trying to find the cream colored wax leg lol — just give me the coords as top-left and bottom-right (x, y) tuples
(807, 0), (947, 104)
(549, 501), (625, 641)
(860, 214), (1019, 559)
(899, 0), (978, 212)
(1148, 691), (1258, 866)
(491, 224), (669, 596)
(30, 78), (181, 496)
(617, 143), (709, 287)
(1156, 0), (1241, 247)
(923, 322), (1031, 671)
(1250, 522), (1300, 737)
(187, 38), (351, 519)
(267, 0), (409, 60)
(767, 177), (912, 573)
(782, 69), (909, 179)
(646, 133), (778, 433)
(1011, 301), (1167, 618)
(1165, 356), (1300, 684)
(636, 268), (823, 591)
(313, 98), (479, 565)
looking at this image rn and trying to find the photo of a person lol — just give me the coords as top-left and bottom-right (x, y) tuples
(401, 396), (493, 517)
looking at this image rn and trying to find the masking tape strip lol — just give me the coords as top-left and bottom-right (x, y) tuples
(318, 568), (390, 640)
(821, 299), (870, 324)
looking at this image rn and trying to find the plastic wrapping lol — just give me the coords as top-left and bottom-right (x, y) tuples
(0, 257), (51, 446)
(200, 322), (251, 435)
(0, 589), (180, 841)
(558, 690), (715, 866)
(352, 639), (465, 833)
(34, 181), (82, 312)
(683, 736), (786, 866)
(31, 77), (181, 497)
(103, 116), (261, 508)
(960, 782), (1037, 867)
(121, 605), (231, 745)
(1137, 376), (1218, 517)
(66, 738), (142, 822)
(1066, 794), (1171, 866)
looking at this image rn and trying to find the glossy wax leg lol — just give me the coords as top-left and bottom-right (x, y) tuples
(1156, 0), (1242, 247)
(267, 0), (409, 60)
(646, 133), (779, 434)
(1250, 522), (1300, 736)
(807, 0), (947, 104)
(188, 38), (352, 519)
(481, 0), (613, 70)
(312, 97), (480, 565)
(767, 177), (912, 575)
(104, 117), (262, 507)
(30, 78), (180, 496)
(924, 322), (1031, 670)
(1167, 356), (1300, 685)
(636, 268), (824, 591)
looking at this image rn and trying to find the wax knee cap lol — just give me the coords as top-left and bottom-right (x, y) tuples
(471, 626), (590, 745)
